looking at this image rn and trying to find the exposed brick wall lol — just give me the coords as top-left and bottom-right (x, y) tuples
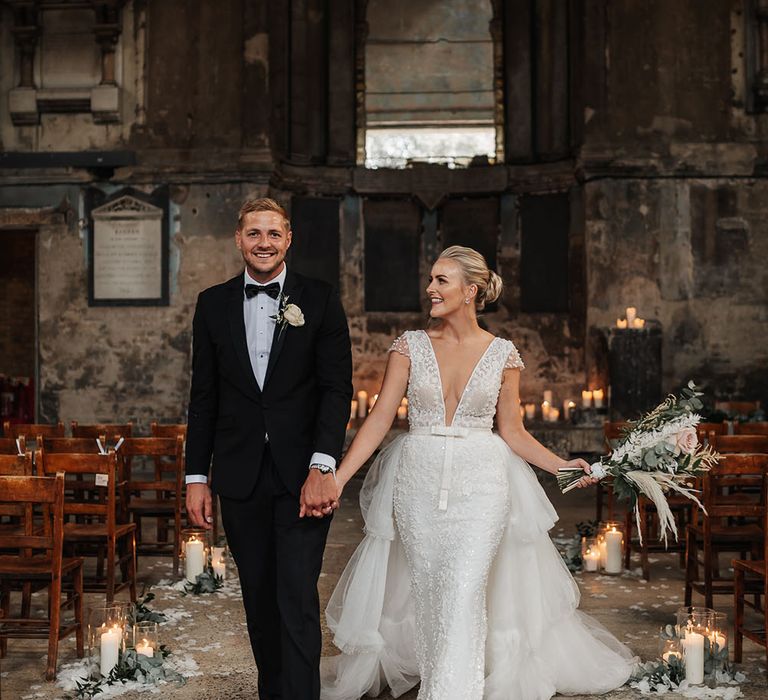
(0, 230), (36, 379)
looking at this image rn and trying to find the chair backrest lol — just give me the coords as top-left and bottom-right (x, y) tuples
(0, 452), (33, 476)
(714, 400), (762, 415)
(0, 473), (65, 564)
(710, 434), (768, 454)
(701, 454), (767, 520)
(733, 421), (768, 437)
(36, 450), (121, 529)
(40, 436), (107, 454)
(603, 421), (629, 449)
(150, 423), (187, 439)
(71, 422), (132, 441)
(0, 436), (26, 455)
(119, 436), (185, 496)
(3, 421), (65, 440)
(696, 422), (727, 443)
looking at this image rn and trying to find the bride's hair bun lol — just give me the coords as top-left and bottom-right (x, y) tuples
(438, 245), (504, 310)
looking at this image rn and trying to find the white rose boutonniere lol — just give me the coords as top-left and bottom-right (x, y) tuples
(272, 295), (305, 338)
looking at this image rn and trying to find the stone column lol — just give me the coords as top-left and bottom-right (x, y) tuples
(8, 1), (40, 125)
(92, 1), (124, 85)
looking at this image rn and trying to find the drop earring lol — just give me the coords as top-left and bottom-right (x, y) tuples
(464, 298), (470, 304)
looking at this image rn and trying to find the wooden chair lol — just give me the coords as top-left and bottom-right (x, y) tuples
(733, 469), (768, 666)
(3, 421), (65, 440)
(596, 422), (627, 523)
(0, 473), (84, 680)
(697, 422), (727, 443)
(685, 454), (767, 608)
(734, 422), (768, 437)
(151, 423), (219, 542)
(37, 450), (137, 603)
(0, 436), (26, 456)
(710, 434), (768, 455)
(120, 437), (185, 576)
(71, 422), (132, 448)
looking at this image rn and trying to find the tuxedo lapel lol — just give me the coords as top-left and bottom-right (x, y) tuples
(263, 270), (304, 389)
(226, 278), (262, 398)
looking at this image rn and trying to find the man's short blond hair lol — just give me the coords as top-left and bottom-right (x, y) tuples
(237, 197), (290, 230)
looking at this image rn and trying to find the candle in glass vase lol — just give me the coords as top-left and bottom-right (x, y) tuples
(548, 407), (560, 422)
(581, 390), (593, 409)
(100, 624), (121, 676)
(185, 537), (205, 582)
(626, 307), (637, 326)
(583, 549), (599, 572)
(356, 391), (368, 417)
(709, 629), (726, 652)
(593, 389), (604, 409)
(633, 318), (646, 329)
(683, 627), (705, 685)
(616, 318), (628, 329)
(524, 403), (536, 420)
(213, 557), (226, 580)
(662, 650), (681, 663)
(397, 405), (407, 421)
(541, 401), (551, 421)
(598, 536), (607, 569)
(604, 527), (623, 574)
(135, 638), (154, 658)
(564, 400), (576, 420)
(350, 400), (357, 421)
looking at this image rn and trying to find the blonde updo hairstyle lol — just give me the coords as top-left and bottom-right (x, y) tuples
(438, 245), (503, 311)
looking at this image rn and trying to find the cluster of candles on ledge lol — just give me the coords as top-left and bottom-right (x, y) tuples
(350, 390), (409, 424)
(616, 306), (646, 329)
(521, 388), (605, 422)
(87, 602), (160, 677)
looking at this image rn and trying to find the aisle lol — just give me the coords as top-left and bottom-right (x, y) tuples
(2, 473), (765, 699)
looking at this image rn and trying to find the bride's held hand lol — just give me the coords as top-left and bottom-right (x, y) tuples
(561, 458), (599, 489)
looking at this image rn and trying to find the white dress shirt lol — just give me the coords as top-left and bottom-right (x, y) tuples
(186, 265), (336, 484)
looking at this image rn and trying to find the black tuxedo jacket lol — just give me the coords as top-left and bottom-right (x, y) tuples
(185, 269), (353, 499)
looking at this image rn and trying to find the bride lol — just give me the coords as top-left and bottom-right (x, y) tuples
(321, 246), (634, 700)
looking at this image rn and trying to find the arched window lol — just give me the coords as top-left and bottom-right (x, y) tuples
(363, 0), (499, 168)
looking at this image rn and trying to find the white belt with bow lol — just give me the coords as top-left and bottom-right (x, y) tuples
(409, 425), (492, 510)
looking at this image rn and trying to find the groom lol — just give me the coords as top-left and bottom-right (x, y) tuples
(185, 197), (352, 699)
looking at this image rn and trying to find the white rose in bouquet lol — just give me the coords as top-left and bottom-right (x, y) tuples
(667, 427), (698, 455)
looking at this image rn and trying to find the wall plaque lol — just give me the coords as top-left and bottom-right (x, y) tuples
(88, 193), (169, 306)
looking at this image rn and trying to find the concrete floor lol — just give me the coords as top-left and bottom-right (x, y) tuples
(2, 471), (766, 699)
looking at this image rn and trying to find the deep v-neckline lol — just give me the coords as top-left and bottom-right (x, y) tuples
(422, 330), (497, 427)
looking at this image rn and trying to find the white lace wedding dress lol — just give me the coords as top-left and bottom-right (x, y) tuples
(321, 330), (635, 700)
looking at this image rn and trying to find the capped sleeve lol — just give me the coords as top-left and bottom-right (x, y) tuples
(504, 341), (524, 370)
(389, 333), (410, 359)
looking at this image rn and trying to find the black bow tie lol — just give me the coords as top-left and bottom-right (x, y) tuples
(244, 282), (280, 299)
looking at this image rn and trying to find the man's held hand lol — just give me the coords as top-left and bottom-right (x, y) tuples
(299, 469), (339, 518)
(186, 482), (214, 529)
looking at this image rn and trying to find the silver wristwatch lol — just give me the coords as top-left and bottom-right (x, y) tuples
(309, 462), (336, 476)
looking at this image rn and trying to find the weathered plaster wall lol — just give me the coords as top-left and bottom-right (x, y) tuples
(585, 178), (768, 400)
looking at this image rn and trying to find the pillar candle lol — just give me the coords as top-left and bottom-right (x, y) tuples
(100, 624), (121, 676)
(626, 307), (637, 326)
(598, 537), (607, 569)
(213, 558), (226, 580)
(185, 538), (205, 582)
(356, 391), (368, 417)
(604, 527), (623, 574)
(541, 401), (551, 420)
(548, 407), (560, 422)
(581, 390), (593, 409)
(524, 403), (536, 420)
(683, 629), (705, 684)
(617, 318), (628, 329)
(397, 405), (407, 420)
(350, 400), (358, 421)
(593, 389), (604, 409)
(583, 549), (599, 572)
(135, 638), (154, 658)
(543, 390), (553, 404)
(633, 317), (646, 329)
(710, 630), (726, 651)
